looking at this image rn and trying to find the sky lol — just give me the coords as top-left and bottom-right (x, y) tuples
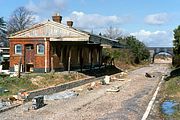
(1, 0), (180, 47)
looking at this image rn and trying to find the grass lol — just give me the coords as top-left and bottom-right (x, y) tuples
(164, 77), (180, 101)
(0, 62), (148, 99)
(0, 72), (86, 98)
(0, 76), (38, 97)
(160, 76), (180, 119)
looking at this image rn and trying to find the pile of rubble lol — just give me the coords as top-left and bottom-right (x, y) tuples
(0, 70), (130, 113)
(0, 90), (29, 111)
(74, 71), (129, 93)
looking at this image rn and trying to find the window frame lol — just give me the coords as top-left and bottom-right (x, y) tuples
(37, 44), (45, 55)
(14, 44), (22, 55)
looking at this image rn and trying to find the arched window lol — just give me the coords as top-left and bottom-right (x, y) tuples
(37, 44), (44, 54)
(15, 44), (22, 54)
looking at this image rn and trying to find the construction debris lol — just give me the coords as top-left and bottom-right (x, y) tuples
(44, 90), (78, 100)
(104, 75), (111, 84)
(18, 91), (29, 100)
(32, 95), (44, 110)
(111, 76), (125, 81)
(0, 101), (11, 110)
(76, 88), (83, 92)
(10, 72), (19, 77)
(0, 102), (3, 109)
(87, 82), (96, 90)
(145, 73), (152, 78)
(101, 75), (111, 85)
(8, 96), (17, 104)
(110, 76), (116, 81)
(106, 86), (120, 92)
(117, 78), (125, 81)
(90, 82), (96, 88)
(87, 87), (93, 91)
(120, 72), (128, 76)
(87, 82), (100, 91)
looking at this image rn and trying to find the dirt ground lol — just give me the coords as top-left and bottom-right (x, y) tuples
(0, 64), (171, 120)
(154, 58), (172, 64)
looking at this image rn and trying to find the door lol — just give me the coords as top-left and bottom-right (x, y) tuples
(25, 44), (34, 72)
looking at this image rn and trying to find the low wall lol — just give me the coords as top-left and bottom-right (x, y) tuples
(28, 76), (105, 99)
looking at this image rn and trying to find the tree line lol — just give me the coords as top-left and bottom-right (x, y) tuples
(103, 27), (150, 65)
(117, 36), (150, 64)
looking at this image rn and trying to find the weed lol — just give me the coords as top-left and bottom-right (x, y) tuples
(160, 76), (180, 119)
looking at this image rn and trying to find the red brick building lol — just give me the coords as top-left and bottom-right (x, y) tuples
(9, 14), (121, 73)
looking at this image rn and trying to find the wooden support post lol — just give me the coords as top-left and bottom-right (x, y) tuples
(18, 57), (22, 78)
(68, 47), (71, 73)
(88, 48), (91, 64)
(76, 71), (78, 80)
(90, 49), (93, 69)
(44, 38), (47, 73)
(24, 46), (26, 73)
(80, 48), (83, 72)
(60, 46), (63, 63)
(78, 47), (80, 64)
(99, 47), (101, 69)
(51, 57), (54, 72)
(68, 56), (71, 73)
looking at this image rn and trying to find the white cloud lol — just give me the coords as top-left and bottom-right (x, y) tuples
(144, 13), (169, 25)
(63, 11), (131, 31)
(130, 30), (173, 47)
(26, 0), (67, 23)
(26, 0), (67, 13)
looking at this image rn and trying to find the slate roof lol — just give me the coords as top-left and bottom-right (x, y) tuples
(9, 20), (125, 48)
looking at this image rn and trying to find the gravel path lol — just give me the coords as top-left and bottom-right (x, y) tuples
(0, 64), (170, 120)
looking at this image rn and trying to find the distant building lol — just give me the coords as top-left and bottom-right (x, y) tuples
(9, 14), (123, 73)
(0, 47), (10, 71)
(0, 31), (10, 72)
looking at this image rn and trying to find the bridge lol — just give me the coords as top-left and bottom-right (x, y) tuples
(147, 47), (173, 63)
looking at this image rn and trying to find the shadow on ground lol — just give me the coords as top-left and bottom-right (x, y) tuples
(165, 67), (180, 81)
(80, 65), (122, 77)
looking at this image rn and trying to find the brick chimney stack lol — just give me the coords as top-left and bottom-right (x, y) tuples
(52, 13), (62, 23)
(67, 21), (73, 27)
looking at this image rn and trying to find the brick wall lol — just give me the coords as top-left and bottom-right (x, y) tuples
(10, 38), (103, 72)
(9, 38), (50, 72)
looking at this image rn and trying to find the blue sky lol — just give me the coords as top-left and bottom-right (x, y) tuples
(1, 0), (180, 47)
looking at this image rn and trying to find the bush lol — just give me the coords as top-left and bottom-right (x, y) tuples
(117, 36), (150, 64)
(102, 48), (135, 66)
(172, 55), (180, 67)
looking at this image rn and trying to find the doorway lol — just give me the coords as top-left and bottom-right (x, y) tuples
(25, 44), (34, 72)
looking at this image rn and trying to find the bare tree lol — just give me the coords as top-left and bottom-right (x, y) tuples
(8, 7), (35, 34)
(104, 26), (122, 39)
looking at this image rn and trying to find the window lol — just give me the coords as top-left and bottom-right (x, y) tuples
(15, 44), (22, 54)
(37, 44), (44, 54)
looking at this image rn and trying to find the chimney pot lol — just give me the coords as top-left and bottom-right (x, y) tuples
(52, 13), (62, 23)
(67, 21), (73, 27)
